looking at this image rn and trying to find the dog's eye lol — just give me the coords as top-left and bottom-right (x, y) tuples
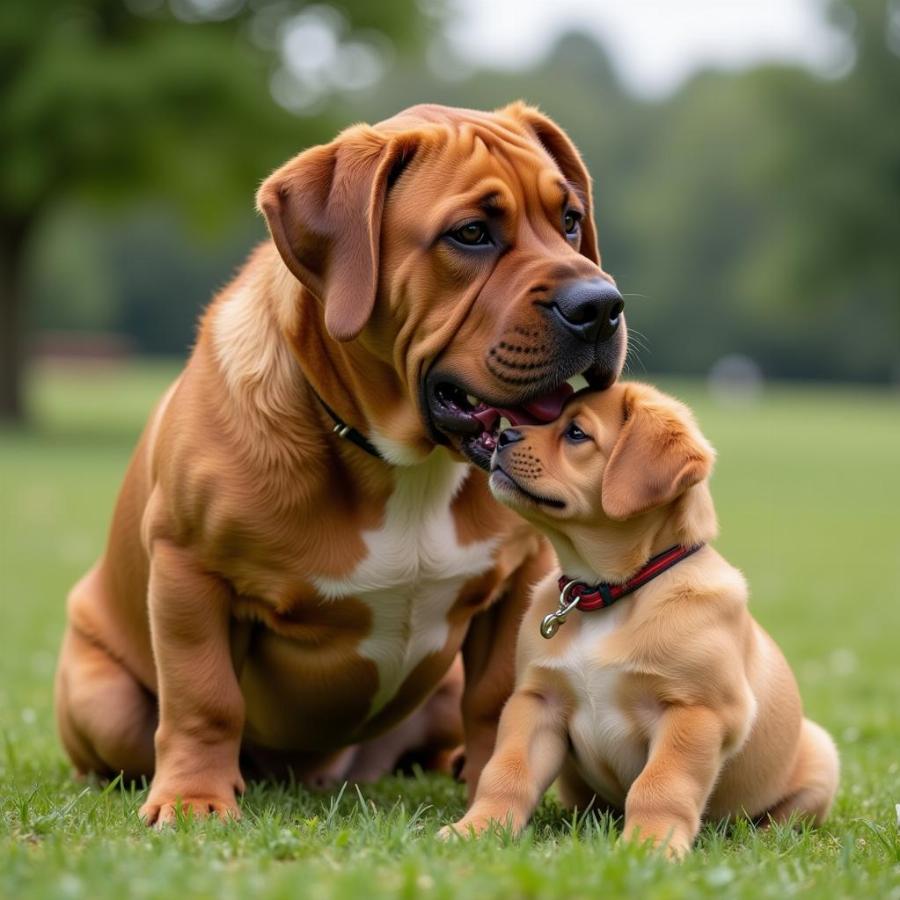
(563, 210), (581, 236)
(564, 421), (590, 443)
(449, 221), (492, 247)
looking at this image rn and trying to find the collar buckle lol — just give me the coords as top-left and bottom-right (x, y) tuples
(540, 580), (582, 639)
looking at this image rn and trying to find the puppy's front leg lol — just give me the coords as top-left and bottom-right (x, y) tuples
(440, 685), (568, 839)
(623, 705), (726, 857)
(459, 541), (552, 802)
(139, 540), (245, 827)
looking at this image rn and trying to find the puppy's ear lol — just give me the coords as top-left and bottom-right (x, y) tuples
(257, 126), (417, 342)
(505, 102), (600, 265)
(601, 386), (715, 521)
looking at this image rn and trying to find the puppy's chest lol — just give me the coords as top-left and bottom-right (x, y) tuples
(541, 610), (651, 804)
(312, 455), (499, 713)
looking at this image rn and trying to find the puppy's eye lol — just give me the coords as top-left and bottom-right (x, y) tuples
(563, 210), (581, 236)
(564, 421), (590, 443)
(449, 221), (492, 247)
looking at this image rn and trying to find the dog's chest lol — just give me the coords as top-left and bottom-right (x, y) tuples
(313, 453), (498, 714)
(542, 609), (649, 805)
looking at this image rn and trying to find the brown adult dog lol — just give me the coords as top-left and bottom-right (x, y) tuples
(441, 383), (839, 855)
(54, 103), (630, 825)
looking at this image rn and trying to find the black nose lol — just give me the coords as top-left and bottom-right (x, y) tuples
(551, 278), (625, 343)
(497, 428), (524, 450)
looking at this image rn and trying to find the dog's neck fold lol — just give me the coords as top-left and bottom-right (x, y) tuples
(210, 245), (437, 468)
(286, 282), (439, 466)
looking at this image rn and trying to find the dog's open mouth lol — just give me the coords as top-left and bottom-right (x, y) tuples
(426, 364), (614, 469)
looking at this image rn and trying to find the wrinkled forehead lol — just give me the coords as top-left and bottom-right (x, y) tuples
(387, 119), (580, 226)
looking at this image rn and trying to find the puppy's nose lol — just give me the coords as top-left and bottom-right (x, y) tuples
(551, 278), (624, 343)
(497, 428), (524, 451)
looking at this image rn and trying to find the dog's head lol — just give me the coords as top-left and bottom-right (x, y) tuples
(258, 102), (627, 469)
(488, 383), (717, 544)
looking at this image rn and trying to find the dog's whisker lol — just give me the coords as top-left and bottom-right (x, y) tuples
(626, 328), (651, 349)
(623, 339), (649, 375)
(626, 334), (651, 357)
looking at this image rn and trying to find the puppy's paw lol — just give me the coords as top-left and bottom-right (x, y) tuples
(436, 813), (500, 841)
(663, 839), (690, 861)
(623, 821), (692, 860)
(140, 794), (241, 827)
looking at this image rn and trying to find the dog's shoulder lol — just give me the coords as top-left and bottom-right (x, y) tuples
(606, 548), (752, 683)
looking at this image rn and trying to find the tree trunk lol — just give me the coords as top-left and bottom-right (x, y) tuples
(0, 216), (31, 424)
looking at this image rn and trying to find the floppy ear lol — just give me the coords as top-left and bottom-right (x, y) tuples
(601, 387), (715, 521)
(256, 126), (416, 342)
(505, 102), (600, 265)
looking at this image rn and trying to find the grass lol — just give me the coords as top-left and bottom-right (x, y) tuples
(1, 360), (899, 899)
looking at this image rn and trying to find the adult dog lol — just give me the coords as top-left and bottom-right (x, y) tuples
(54, 103), (628, 825)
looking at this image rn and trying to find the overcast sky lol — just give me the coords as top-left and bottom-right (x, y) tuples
(444, 0), (851, 97)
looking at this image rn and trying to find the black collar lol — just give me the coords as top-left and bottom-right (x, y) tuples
(313, 392), (384, 461)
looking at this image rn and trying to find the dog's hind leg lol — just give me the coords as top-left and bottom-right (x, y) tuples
(345, 656), (465, 783)
(764, 718), (839, 826)
(55, 623), (156, 782)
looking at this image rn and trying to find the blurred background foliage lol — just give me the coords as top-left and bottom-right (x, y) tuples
(2, 0), (898, 422)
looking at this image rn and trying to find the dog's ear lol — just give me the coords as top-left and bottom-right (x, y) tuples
(505, 103), (600, 265)
(257, 126), (417, 342)
(601, 386), (715, 521)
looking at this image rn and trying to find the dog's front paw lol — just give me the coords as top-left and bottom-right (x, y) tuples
(140, 771), (245, 828)
(437, 812), (503, 841)
(139, 793), (241, 827)
(623, 821), (692, 859)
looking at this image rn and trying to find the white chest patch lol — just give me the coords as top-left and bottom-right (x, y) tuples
(541, 606), (648, 803)
(313, 450), (498, 715)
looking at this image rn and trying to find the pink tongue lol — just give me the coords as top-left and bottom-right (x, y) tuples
(519, 382), (575, 422)
(472, 382), (574, 429)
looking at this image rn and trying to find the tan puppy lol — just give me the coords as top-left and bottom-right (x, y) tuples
(441, 382), (839, 855)
(53, 103), (630, 825)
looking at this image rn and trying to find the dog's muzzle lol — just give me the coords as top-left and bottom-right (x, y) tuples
(424, 277), (627, 470)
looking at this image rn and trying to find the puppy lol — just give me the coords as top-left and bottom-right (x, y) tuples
(440, 382), (839, 855)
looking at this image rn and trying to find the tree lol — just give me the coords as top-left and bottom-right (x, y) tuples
(0, 0), (426, 422)
(759, 0), (900, 341)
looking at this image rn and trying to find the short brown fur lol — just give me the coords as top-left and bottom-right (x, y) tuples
(441, 383), (839, 855)
(54, 103), (625, 825)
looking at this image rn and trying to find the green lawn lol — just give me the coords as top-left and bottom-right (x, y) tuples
(2, 361), (898, 899)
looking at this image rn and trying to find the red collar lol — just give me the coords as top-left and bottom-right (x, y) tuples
(542, 544), (704, 638)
